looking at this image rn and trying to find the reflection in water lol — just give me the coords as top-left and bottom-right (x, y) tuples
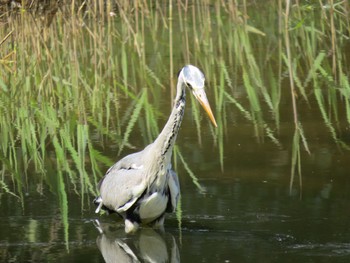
(94, 220), (180, 263)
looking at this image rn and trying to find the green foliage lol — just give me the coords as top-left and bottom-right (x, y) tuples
(0, 0), (350, 248)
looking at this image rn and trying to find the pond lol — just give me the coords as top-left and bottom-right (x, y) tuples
(1, 1), (350, 262)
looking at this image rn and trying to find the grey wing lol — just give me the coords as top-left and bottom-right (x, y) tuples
(167, 168), (180, 212)
(103, 151), (145, 177)
(100, 169), (147, 213)
(97, 150), (145, 193)
(97, 152), (147, 214)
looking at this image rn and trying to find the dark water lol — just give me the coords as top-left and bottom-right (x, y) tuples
(2, 180), (350, 262)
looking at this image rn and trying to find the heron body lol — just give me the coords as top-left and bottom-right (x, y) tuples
(94, 65), (217, 233)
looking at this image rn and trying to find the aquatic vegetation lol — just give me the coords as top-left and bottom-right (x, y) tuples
(0, 0), (350, 248)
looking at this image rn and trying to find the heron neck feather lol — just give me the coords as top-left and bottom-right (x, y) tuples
(153, 80), (186, 165)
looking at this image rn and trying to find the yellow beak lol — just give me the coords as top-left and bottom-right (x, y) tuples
(192, 88), (218, 127)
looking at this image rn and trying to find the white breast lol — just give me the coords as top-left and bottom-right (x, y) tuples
(138, 192), (168, 223)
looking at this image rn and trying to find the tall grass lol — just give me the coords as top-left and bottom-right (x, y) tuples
(0, 0), (350, 247)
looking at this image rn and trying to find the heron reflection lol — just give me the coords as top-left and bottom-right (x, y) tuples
(95, 220), (180, 263)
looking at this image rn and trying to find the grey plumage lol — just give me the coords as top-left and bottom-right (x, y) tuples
(94, 65), (217, 233)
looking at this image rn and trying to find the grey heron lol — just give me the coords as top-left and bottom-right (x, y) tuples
(94, 65), (217, 233)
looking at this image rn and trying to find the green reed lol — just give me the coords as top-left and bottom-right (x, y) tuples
(1, 0), (348, 188)
(1, 0), (350, 248)
(281, 0), (350, 192)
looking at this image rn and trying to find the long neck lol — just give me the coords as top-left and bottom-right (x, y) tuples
(153, 80), (186, 164)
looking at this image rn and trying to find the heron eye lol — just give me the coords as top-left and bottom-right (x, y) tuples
(186, 82), (193, 90)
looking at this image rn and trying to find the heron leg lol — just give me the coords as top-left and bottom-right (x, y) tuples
(124, 209), (141, 234)
(125, 219), (139, 234)
(93, 219), (104, 234)
(152, 214), (165, 232)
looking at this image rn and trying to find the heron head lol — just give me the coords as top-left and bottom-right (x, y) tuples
(179, 65), (218, 127)
(181, 65), (205, 90)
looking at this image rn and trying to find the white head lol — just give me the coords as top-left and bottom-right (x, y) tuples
(180, 65), (205, 91)
(178, 65), (217, 127)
